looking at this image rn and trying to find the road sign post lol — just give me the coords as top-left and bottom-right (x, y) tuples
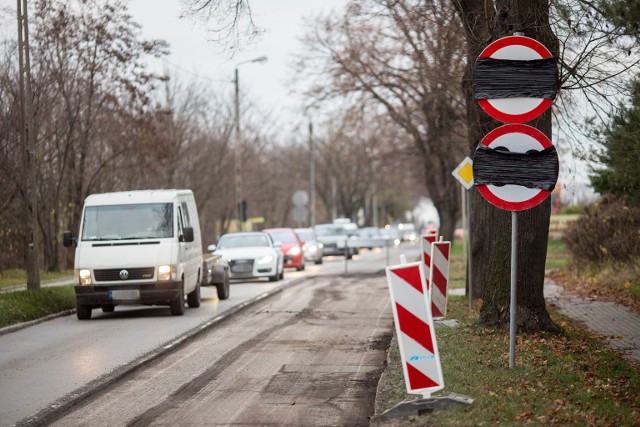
(473, 34), (559, 369)
(452, 157), (474, 312)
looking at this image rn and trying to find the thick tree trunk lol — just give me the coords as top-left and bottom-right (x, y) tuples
(455, 0), (561, 333)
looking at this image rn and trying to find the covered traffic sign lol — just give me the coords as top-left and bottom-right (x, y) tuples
(473, 124), (559, 211)
(473, 35), (558, 123)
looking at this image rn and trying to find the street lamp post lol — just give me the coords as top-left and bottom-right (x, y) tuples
(234, 56), (267, 231)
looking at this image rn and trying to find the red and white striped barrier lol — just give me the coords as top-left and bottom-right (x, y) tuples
(429, 241), (451, 319)
(386, 261), (444, 398)
(420, 230), (439, 291)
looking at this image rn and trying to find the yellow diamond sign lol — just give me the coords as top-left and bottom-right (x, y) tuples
(452, 157), (474, 190)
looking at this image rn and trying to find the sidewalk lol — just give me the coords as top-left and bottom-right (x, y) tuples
(544, 278), (640, 363)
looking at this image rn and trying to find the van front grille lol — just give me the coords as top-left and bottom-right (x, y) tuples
(94, 267), (155, 282)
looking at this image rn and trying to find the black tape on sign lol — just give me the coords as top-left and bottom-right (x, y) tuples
(473, 145), (559, 191)
(473, 57), (558, 100)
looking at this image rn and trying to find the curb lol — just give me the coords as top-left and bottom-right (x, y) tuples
(0, 310), (76, 338)
(16, 275), (309, 427)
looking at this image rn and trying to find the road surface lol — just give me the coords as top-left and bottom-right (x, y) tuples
(1, 243), (420, 426)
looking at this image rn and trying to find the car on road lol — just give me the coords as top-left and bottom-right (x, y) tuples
(263, 228), (305, 271)
(294, 227), (324, 264)
(380, 227), (402, 247)
(202, 254), (230, 300)
(356, 227), (384, 249)
(314, 223), (353, 259)
(63, 189), (203, 319)
(208, 232), (284, 282)
(397, 223), (417, 242)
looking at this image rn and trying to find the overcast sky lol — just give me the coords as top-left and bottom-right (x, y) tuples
(127, 0), (347, 127)
(0, 0), (347, 129)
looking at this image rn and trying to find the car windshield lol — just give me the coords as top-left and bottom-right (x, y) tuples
(218, 234), (270, 249)
(266, 231), (297, 243)
(295, 229), (314, 241)
(81, 203), (173, 241)
(315, 226), (348, 237)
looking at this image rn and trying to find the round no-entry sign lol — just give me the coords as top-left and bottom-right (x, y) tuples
(473, 35), (558, 123)
(473, 124), (559, 211)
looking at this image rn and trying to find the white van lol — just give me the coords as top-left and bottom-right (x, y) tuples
(63, 189), (203, 319)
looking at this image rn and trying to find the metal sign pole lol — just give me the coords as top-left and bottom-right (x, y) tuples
(386, 239), (390, 266)
(467, 189), (473, 313)
(344, 243), (349, 275)
(509, 211), (518, 368)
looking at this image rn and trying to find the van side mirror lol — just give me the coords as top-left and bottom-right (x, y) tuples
(181, 227), (194, 243)
(207, 244), (217, 252)
(63, 230), (75, 247)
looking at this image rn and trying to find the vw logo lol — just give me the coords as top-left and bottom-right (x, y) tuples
(119, 269), (129, 280)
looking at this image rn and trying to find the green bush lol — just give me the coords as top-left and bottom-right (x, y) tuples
(563, 195), (640, 263)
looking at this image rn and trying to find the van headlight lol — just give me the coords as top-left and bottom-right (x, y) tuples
(158, 265), (177, 281)
(257, 255), (273, 265)
(78, 269), (92, 286)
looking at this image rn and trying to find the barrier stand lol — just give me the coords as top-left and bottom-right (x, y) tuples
(429, 238), (451, 319)
(380, 261), (473, 421)
(420, 230), (439, 293)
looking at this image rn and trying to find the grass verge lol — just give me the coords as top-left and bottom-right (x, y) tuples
(0, 286), (76, 328)
(374, 295), (640, 426)
(374, 237), (639, 425)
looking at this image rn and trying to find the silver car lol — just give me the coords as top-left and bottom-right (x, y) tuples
(208, 232), (284, 282)
(294, 228), (324, 265)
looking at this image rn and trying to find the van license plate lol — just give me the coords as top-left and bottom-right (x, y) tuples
(110, 290), (140, 300)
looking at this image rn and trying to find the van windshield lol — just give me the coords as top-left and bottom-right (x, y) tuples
(82, 203), (173, 241)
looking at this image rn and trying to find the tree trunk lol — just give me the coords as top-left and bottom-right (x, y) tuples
(455, 0), (561, 333)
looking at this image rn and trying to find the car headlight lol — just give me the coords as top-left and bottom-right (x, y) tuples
(158, 265), (177, 281)
(288, 246), (301, 256)
(318, 242), (323, 249)
(306, 245), (317, 254)
(78, 269), (92, 286)
(257, 255), (273, 265)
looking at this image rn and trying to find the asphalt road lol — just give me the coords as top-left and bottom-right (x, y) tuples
(0, 243), (420, 426)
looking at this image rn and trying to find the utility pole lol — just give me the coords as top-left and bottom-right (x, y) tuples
(234, 67), (241, 231)
(233, 56), (267, 232)
(309, 121), (316, 227)
(17, 0), (40, 290)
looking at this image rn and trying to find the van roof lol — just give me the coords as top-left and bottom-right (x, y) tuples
(84, 189), (194, 205)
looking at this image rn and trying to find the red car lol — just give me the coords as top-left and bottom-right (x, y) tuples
(263, 228), (305, 271)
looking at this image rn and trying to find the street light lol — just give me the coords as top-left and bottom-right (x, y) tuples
(234, 55), (267, 231)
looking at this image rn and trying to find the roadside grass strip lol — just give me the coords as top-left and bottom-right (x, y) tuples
(0, 286), (75, 328)
(0, 269), (74, 289)
(375, 295), (640, 426)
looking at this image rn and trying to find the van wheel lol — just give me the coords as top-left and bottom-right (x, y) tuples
(77, 304), (92, 320)
(187, 281), (201, 308)
(216, 270), (230, 300)
(170, 288), (185, 315)
(102, 304), (115, 313)
(315, 259), (323, 265)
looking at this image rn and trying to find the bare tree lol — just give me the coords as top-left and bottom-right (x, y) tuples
(180, 0), (261, 51)
(454, 0), (639, 332)
(293, 0), (467, 240)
